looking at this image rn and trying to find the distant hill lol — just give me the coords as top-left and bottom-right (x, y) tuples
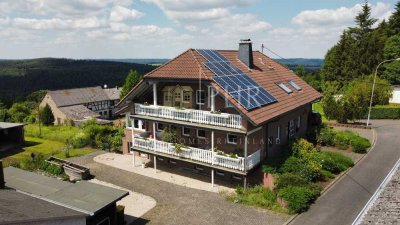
(274, 58), (324, 72)
(0, 58), (156, 102)
(93, 58), (170, 66)
(100, 58), (323, 71)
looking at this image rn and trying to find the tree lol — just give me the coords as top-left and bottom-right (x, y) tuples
(388, 1), (400, 35)
(120, 70), (142, 99)
(7, 102), (35, 123)
(295, 65), (306, 77)
(351, 1), (377, 37)
(40, 104), (54, 126)
(383, 35), (400, 84)
(0, 102), (7, 122)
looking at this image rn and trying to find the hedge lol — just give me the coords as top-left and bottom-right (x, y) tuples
(365, 104), (400, 119)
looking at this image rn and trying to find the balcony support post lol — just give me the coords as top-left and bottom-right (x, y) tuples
(244, 135), (248, 173)
(210, 87), (215, 111)
(153, 83), (157, 106)
(154, 155), (157, 173)
(211, 169), (214, 187)
(132, 151), (135, 167)
(125, 113), (130, 128)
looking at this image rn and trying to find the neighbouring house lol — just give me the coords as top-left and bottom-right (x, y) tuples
(40, 86), (120, 125)
(115, 39), (322, 186)
(0, 122), (24, 151)
(3, 166), (128, 225)
(390, 85), (400, 104)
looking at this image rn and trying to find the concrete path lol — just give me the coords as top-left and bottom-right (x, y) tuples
(70, 152), (290, 225)
(290, 120), (400, 225)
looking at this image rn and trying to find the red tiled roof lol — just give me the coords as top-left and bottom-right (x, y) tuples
(143, 49), (322, 125)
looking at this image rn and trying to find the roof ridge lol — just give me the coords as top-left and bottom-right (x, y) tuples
(189, 49), (209, 80)
(48, 86), (102, 92)
(143, 49), (192, 78)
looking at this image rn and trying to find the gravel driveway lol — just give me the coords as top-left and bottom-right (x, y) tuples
(70, 152), (291, 225)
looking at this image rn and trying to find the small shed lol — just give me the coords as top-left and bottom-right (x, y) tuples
(0, 122), (24, 146)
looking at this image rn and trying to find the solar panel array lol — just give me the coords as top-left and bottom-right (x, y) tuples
(196, 49), (277, 110)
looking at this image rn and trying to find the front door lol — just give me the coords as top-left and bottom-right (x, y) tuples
(174, 92), (181, 107)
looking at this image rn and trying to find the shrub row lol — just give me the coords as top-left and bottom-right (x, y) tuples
(317, 128), (371, 153)
(366, 104), (400, 119)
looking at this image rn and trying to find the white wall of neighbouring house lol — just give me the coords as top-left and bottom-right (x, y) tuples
(389, 86), (400, 104)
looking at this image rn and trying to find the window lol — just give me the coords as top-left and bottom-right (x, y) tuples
(183, 91), (191, 103)
(288, 80), (302, 91)
(133, 119), (145, 131)
(156, 123), (164, 132)
(277, 83), (293, 94)
(164, 93), (172, 102)
(277, 126), (281, 139)
(174, 92), (181, 99)
(182, 127), (190, 136)
(196, 90), (205, 105)
(197, 129), (206, 139)
(104, 111), (108, 115)
(227, 133), (237, 144)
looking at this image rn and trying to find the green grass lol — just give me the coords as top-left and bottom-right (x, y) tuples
(1, 136), (65, 166)
(24, 124), (80, 143)
(53, 148), (96, 159)
(312, 102), (327, 122)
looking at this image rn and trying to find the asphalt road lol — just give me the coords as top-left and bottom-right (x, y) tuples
(291, 120), (400, 225)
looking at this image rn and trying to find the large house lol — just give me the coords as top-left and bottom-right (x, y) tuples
(116, 40), (322, 186)
(40, 86), (120, 125)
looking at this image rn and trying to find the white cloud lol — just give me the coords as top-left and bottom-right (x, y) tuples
(292, 2), (393, 27)
(12, 17), (104, 30)
(110, 5), (144, 22)
(185, 25), (198, 32)
(167, 8), (230, 21)
(142, 0), (255, 11)
(0, 17), (10, 26)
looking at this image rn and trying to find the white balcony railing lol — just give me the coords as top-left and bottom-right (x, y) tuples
(134, 103), (242, 129)
(132, 138), (260, 171)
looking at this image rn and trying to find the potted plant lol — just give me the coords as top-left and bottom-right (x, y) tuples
(143, 102), (149, 106)
(210, 110), (221, 114)
(172, 143), (189, 154)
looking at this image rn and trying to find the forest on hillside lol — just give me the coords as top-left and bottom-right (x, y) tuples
(0, 58), (156, 104)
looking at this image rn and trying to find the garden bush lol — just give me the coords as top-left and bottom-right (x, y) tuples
(333, 132), (351, 149)
(278, 186), (320, 214)
(351, 137), (371, 153)
(317, 128), (336, 146)
(68, 131), (91, 149)
(281, 157), (322, 182)
(320, 151), (354, 171)
(367, 104), (400, 119)
(232, 185), (282, 210)
(274, 173), (309, 191)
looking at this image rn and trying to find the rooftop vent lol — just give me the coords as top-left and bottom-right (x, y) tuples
(238, 39), (254, 69)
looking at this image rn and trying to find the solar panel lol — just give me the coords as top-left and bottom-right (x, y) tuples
(196, 49), (277, 110)
(288, 80), (302, 91)
(277, 83), (293, 94)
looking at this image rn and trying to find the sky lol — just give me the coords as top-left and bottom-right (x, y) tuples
(0, 0), (398, 59)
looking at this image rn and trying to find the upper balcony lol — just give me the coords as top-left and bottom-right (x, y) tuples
(134, 103), (243, 129)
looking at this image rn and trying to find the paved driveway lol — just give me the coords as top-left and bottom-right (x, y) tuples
(291, 120), (400, 225)
(70, 153), (290, 225)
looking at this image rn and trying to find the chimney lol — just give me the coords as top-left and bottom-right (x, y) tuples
(238, 39), (254, 69)
(0, 161), (4, 189)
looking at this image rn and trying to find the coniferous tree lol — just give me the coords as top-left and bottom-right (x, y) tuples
(120, 70), (142, 99)
(40, 104), (54, 126)
(388, 2), (400, 35)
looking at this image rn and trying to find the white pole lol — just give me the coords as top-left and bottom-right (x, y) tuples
(153, 83), (157, 106)
(367, 58), (400, 127)
(154, 155), (157, 173)
(211, 88), (215, 111)
(244, 135), (248, 172)
(211, 169), (214, 187)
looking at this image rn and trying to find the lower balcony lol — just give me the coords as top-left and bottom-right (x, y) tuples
(131, 138), (261, 173)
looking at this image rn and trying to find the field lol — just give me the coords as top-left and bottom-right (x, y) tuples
(1, 125), (96, 167)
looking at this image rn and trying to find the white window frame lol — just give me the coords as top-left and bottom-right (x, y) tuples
(183, 91), (191, 103)
(156, 123), (164, 132)
(182, 127), (190, 136)
(297, 115), (301, 129)
(196, 90), (205, 105)
(197, 129), (206, 139)
(227, 133), (238, 145)
(133, 119), (145, 131)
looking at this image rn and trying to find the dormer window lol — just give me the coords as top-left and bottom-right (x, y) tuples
(277, 83), (293, 94)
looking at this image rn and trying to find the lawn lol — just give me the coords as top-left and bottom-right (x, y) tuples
(312, 102), (327, 122)
(53, 147), (96, 159)
(1, 136), (65, 166)
(24, 124), (80, 143)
